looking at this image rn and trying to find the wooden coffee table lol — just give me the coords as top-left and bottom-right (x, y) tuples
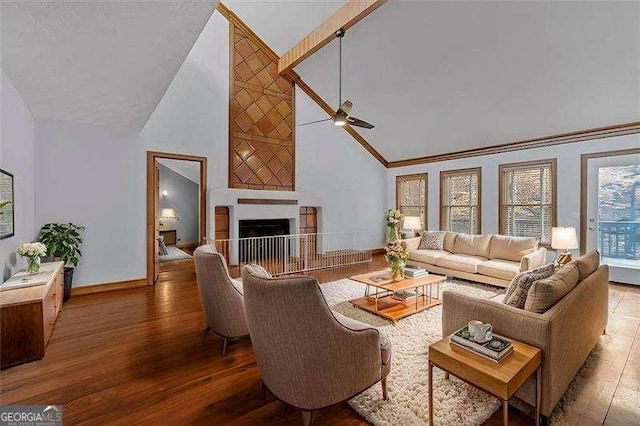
(349, 270), (447, 322)
(429, 336), (541, 426)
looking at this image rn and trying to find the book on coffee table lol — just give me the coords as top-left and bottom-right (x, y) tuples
(450, 326), (514, 362)
(405, 269), (428, 278)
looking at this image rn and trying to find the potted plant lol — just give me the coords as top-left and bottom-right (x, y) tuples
(38, 223), (85, 302)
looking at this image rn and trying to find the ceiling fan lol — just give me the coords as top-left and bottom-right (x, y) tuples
(299, 28), (375, 130)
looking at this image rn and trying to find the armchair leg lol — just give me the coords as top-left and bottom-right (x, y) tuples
(222, 337), (228, 357)
(381, 377), (389, 401)
(302, 410), (314, 426)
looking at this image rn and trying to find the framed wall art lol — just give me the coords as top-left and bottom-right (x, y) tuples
(0, 169), (14, 240)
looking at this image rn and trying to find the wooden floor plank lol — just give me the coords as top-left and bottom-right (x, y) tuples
(1, 256), (638, 426)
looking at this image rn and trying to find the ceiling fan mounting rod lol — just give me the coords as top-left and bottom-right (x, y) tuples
(336, 28), (344, 106)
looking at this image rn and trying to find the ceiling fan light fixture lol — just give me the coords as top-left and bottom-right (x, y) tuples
(333, 110), (347, 126)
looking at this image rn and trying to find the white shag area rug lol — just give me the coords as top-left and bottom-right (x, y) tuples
(158, 246), (192, 262)
(320, 278), (604, 425)
(321, 278), (502, 425)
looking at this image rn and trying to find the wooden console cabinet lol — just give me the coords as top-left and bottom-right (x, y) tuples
(159, 229), (177, 245)
(0, 261), (64, 369)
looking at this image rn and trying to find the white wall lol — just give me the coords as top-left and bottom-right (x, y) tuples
(31, 10), (387, 287)
(35, 118), (142, 286)
(295, 86), (387, 249)
(0, 70), (36, 281)
(386, 133), (640, 248)
(33, 11), (228, 288)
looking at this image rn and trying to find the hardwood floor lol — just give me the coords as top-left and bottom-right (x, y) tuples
(1, 257), (638, 425)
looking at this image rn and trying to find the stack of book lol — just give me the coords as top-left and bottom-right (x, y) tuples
(391, 289), (416, 301)
(450, 326), (514, 362)
(404, 264), (428, 278)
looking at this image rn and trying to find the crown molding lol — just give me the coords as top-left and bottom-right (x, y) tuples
(388, 122), (640, 168)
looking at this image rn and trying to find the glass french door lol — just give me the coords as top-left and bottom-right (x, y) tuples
(585, 152), (640, 285)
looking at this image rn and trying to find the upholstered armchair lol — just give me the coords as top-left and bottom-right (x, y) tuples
(241, 266), (391, 426)
(193, 245), (249, 356)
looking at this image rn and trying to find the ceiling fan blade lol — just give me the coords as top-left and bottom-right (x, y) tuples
(347, 116), (375, 129)
(298, 117), (332, 126)
(340, 100), (353, 115)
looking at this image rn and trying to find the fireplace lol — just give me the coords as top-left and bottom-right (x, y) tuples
(239, 219), (291, 262)
(239, 219), (290, 238)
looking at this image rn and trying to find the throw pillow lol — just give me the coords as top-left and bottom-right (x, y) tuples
(524, 264), (580, 313)
(568, 250), (600, 281)
(417, 231), (447, 250)
(157, 237), (168, 256)
(503, 263), (555, 308)
(244, 263), (272, 279)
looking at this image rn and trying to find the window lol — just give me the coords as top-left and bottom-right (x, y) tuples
(440, 168), (481, 234)
(499, 159), (557, 243)
(396, 174), (428, 229)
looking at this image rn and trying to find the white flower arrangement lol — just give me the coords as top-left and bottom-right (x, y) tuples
(385, 208), (404, 226)
(17, 242), (47, 258)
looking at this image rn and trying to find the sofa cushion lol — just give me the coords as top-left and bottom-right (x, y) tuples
(408, 249), (449, 265)
(418, 231), (447, 250)
(477, 259), (521, 281)
(503, 263), (556, 309)
(489, 234), (538, 262)
(452, 233), (491, 258)
(443, 232), (458, 253)
(524, 264), (580, 313)
(489, 293), (506, 303)
(436, 254), (487, 274)
(568, 250), (600, 281)
(244, 264), (272, 279)
(231, 278), (244, 294)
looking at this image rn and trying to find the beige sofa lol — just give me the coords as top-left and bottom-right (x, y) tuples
(441, 253), (608, 420)
(404, 233), (547, 287)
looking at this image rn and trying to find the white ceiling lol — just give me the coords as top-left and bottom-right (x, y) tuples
(225, 0), (347, 55)
(157, 158), (201, 184)
(0, 1), (217, 130)
(230, 1), (640, 162)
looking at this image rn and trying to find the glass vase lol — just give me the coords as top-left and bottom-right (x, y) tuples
(387, 224), (400, 244)
(390, 260), (405, 281)
(26, 256), (41, 275)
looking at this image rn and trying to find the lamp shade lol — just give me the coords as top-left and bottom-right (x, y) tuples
(160, 208), (177, 219)
(551, 227), (578, 250)
(403, 216), (422, 230)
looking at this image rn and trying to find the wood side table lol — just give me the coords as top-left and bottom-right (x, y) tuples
(428, 336), (541, 426)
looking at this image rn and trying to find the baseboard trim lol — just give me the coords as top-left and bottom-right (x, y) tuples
(71, 278), (148, 296)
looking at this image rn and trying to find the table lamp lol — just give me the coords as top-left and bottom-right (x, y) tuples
(551, 227), (578, 265)
(160, 208), (178, 229)
(403, 216), (422, 237)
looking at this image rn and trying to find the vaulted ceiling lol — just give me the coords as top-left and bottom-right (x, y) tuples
(1, 1), (637, 162)
(230, 1), (640, 162)
(0, 1), (217, 130)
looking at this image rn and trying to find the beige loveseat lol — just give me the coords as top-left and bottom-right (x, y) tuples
(404, 233), (547, 287)
(441, 252), (608, 419)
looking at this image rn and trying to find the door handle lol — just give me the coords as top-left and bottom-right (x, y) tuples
(589, 218), (595, 223)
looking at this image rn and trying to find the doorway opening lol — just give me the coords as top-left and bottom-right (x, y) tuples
(581, 148), (640, 285)
(146, 151), (207, 285)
